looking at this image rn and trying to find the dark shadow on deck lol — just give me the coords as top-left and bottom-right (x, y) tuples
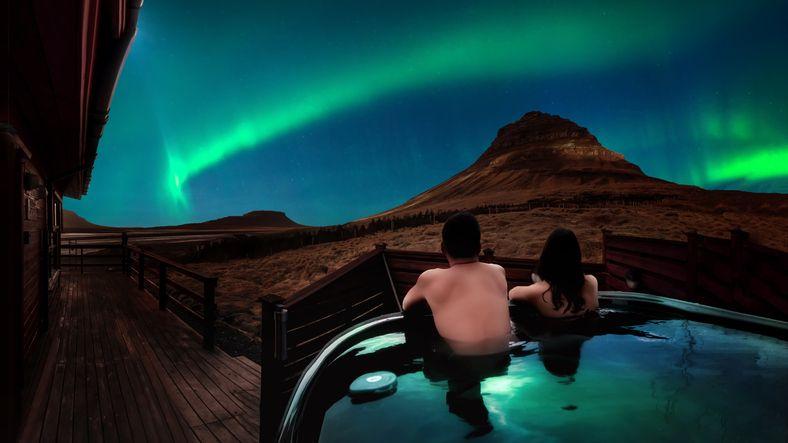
(19, 272), (260, 442)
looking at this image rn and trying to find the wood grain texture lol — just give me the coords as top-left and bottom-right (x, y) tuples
(19, 272), (261, 442)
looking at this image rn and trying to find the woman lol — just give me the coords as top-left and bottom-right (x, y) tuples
(509, 228), (598, 318)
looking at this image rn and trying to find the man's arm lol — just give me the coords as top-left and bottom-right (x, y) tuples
(402, 269), (434, 311)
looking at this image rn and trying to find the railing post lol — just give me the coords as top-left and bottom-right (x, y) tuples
(121, 232), (128, 274)
(80, 246), (84, 274)
(202, 277), (217, 350)
(138, 253), (145, 290)
(730, 228), (749, 307)
(260, 294), (287, 443)
(158, 262), (168, 310)
(481, 248), (495, 263)
(685, 231), (698, 302)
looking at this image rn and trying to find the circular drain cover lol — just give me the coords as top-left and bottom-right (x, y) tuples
(349, 371), (397, 399)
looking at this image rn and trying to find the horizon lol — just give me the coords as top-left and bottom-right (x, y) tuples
(64, 0), (788, 228)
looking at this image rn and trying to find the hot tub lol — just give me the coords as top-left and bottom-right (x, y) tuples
(278, 292), (788, 442)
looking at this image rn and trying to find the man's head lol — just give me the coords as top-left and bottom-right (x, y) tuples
(441, 212), (481, 260)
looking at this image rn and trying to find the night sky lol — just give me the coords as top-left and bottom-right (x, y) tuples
(65, 0), (788, 227)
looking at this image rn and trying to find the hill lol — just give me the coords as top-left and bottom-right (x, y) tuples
(63, 209), (111, 232)
(173, 210), (303, 230)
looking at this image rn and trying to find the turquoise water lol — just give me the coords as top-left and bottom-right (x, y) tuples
(308, 310), (788, 442)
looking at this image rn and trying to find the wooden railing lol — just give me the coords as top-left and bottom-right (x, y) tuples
(259, 244), (400, 441)
(602, 229), (788, 320)
(60, 242), (126, 271)
(59, 233), (219, 349)
(125, 244), (218, 349)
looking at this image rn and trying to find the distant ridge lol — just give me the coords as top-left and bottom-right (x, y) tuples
(63, 209), (111, 232)
(63, 209), (303, 232)
(174, 210), (303, 230)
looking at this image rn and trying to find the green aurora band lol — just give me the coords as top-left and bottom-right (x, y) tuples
(163, 0), (777, 207)
(706, 148), (788, 184)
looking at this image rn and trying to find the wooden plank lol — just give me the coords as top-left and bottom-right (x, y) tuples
(88, 275), (136, 443)
(98, 276), (208, 440)
(73, 274), (90, 443)
(286, 283), (388, 327)
(56, 272), (78, 443)
(99, 278), (198, 443)
(746, 278), (788, 318)
(386, 257), (449, 273)
(86, 274), (165, 442)
(286, 249), (384, 306)
(113, 274), (254, 441)
(85, 274), (120, 443)
(126, 246), (215, 282)
(606, 249), (686, 282)
(235, 356), (260, 373)
(605, 236), (687, 261)
(39, 275), (74, 441)
(287, 289), (384, 331)
(126, 290), (257, 437)
(698, 236), (730, 257)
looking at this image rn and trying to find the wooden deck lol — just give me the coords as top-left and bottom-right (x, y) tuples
(20, 271), (260, 442)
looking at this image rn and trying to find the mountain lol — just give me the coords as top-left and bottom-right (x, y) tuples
(174, 210), (303, 230)
(382, 111), (784, 215)
(63, 209), (110, 231)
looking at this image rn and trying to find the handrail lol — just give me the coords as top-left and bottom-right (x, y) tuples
(125, 243), (217, 349)
(284, 247), (385, 308)
(126, 243), (216, 282)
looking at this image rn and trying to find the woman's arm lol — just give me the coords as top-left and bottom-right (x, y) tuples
(584, 274), (599, 310)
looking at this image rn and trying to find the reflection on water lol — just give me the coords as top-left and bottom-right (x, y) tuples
(313, 309), (788, 443)
(422, 348), (512, 438)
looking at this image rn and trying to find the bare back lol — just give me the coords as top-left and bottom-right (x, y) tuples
(509, 275), (599, 318)
(403, 262), (511, 354)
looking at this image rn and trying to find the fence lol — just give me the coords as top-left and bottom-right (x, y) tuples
(602, 229), (788, 320)
(259, 245), (400, 440)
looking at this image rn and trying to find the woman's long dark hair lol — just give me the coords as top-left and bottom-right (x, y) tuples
(535, 228), (586, 314)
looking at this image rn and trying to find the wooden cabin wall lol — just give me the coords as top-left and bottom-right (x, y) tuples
(21, 160), (46, 367)
(0, 132), (60, 440)
(0, 132), (25, 442)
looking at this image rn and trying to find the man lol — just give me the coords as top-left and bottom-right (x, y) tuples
(403, 212), (511, 355)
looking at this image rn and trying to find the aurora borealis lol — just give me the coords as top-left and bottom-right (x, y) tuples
(65, 0), (788, 227)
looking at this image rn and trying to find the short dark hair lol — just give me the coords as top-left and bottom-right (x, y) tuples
(442, 212), (481, 259)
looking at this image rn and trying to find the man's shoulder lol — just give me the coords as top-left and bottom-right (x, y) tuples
(481, 262), (506, 276)
(418, 267), (447, 282)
